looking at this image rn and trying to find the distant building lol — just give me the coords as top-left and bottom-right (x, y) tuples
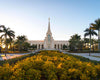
(28, 18), (69, 50)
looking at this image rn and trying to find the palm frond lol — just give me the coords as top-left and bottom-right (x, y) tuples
(92, 31), (98, 36)
(84, 33), (89, 37)
(84, 28), (89, 32)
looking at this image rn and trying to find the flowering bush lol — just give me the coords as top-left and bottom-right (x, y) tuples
(0, 50), (100, 80)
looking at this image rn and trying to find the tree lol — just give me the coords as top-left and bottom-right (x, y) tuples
(69, 34), (82, 51)
(91, 18), (100, 50)
(22, 42), (30, 51)
(84, 27), (97, 56)
(78, 40), (84, 51)
(0, 25), (4, 53)
(0, 25), (15, 52)
(30, 44), (37, 50)
(15, 35), (27, 51)
(84, 38), (90, 49)
(91, 39), (98, 52)
(63, 44), (67, 50)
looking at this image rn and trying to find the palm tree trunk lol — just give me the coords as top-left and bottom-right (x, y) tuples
(5, 45), (8, 52)
(0, 39), (2, 53)
(89, 34), (91, 56)
(98, 28), (100, 51)
(10, 43), (11, 50)
(5, 36), (8, 53)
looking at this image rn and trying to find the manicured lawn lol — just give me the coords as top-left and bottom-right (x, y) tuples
(67, 54), (100, 65)
(91, 55), (100, 58)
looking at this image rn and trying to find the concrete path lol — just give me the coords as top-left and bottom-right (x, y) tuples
(0, 49), (41, 61)
(1, 49), (100, 62)
(63, 52), (100, 61)
(0, 53), (30, 61)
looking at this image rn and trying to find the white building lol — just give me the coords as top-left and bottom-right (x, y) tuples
(28, 18), (69, 50)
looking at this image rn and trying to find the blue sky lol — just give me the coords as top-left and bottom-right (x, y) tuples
(0, 0), (100, 40)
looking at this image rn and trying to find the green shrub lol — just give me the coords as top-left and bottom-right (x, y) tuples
(0, 50), (100, 80)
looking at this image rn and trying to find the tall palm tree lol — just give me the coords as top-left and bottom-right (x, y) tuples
(91, 18), (100, 51)
(0, 25), (4, 52)
(84, 27), (97, 56)
(0, 25), (15, 52)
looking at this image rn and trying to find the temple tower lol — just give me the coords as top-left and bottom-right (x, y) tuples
(44, 18), (54, 49)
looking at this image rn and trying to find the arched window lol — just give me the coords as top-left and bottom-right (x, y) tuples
(39, 44), (40, 49)
(42, 44), (44, 49)
(61, 44), (62, 49)
(58, 44), (59, 49)
(54, 44), (56, 49)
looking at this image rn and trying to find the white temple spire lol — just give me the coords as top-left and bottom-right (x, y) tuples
(47, 17), (51, 33)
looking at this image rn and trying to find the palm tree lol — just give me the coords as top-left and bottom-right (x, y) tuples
(91, 18), (100, 51)
(69, 34), (81, 51)
(91, 39), (98, 52)
(0, 25), (15, 52)
(0, 25), (4, 53)
(4, 38), (14, 50)
(84, 27), (97, 56)
(84, 38), (89, 49)
(15, 35), (27, 51)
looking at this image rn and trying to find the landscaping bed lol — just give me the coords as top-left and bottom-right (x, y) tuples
(0, 50), (100, 80)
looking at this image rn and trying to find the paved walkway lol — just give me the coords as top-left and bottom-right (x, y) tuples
(63, 52), (100, 61)
(0, 53), (30, 61)
(1, 50), (100, 61)
(0, 49), (41, 61)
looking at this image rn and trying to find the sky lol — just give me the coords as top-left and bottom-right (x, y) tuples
(0, 0), (100, 40)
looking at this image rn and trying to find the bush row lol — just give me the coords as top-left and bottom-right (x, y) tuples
(0, 50), (100, 80)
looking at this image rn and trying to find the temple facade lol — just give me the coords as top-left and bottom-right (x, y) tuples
(28, 18), (69, 50)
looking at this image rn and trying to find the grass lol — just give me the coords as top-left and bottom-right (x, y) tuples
(68, 50), (100, 53)
(91, 55), (100, 58)
(66, 54), (100, 65)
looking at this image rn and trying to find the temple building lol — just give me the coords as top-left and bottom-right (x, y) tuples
(28, 18), (69, 50)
